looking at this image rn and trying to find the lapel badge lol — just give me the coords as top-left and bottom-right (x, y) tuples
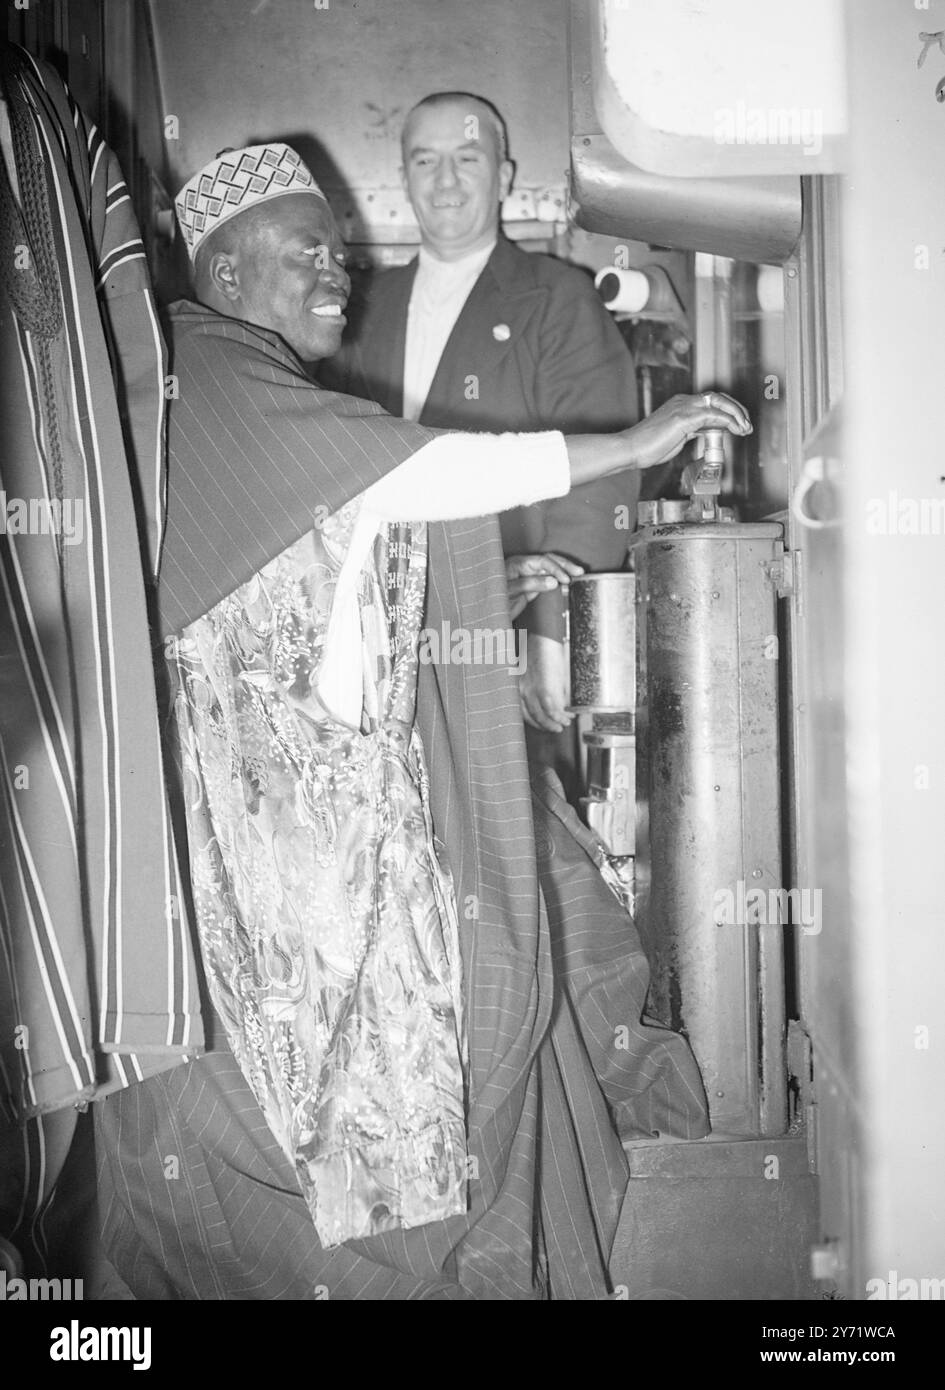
(492, 322), (511, 342)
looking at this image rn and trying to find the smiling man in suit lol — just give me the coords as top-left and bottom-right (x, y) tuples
(325, 91), (640, 794)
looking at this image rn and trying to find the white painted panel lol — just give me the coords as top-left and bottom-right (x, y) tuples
(597, 0), (846, 176)
(843, 0), (945, 1294)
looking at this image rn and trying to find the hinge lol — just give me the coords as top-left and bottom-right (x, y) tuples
(768, 548), (804, 615)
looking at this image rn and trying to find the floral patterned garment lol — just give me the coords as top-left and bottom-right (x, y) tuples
(172, 501), (468, 1247)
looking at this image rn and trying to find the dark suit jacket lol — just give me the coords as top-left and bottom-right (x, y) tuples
(323, 235), (640, 640)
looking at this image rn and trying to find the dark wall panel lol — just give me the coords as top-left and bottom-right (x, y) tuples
(149, 0), (570, 231)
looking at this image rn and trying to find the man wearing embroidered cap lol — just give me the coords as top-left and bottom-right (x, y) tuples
(176, 142), (350, 362)
(176, 144), (320, 254)
(96, 138), (749, 1300)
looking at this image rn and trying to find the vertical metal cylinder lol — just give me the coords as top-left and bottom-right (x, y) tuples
(568, 574), (636, 712)
(630, 521), (786, 1137)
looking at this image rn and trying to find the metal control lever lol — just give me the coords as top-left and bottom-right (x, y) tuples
(689, 428), (725, 492)
(679, 428), (730, 523)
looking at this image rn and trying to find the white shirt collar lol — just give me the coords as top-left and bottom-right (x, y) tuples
(416, 238), (496, 283)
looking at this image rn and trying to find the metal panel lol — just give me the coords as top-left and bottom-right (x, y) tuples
(5, 0), (64, 58)
(591, 0), (847, 179)
(612, 1137), (819, 1300)
(782, 192), (855, 1287)
(148, 0), (570, 243)
(568, 0), (803, 263)
(65, 0), (105, 126)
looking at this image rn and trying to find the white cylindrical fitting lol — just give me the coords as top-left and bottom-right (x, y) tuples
(594, 265), (650, 313)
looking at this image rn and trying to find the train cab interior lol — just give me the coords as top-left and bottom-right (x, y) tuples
(1, 0), (942, 1309)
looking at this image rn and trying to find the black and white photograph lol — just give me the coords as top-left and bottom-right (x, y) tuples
(0, 0), (941, 1356)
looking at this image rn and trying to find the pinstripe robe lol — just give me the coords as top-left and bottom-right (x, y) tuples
(96, 301), (708, 1299)
(0, 48), (204, 1267)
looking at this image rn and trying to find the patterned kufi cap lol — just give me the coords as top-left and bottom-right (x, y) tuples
(175, 143), (326, 260)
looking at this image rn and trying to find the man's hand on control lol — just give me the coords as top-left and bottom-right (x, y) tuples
(623, 391), (752, 471)
(564, 392), (752, 490)
(519, 632), (572, 733)
(505, 552), (584, 620)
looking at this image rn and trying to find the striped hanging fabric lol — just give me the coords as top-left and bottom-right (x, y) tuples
(0, 43), (204, 1132)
